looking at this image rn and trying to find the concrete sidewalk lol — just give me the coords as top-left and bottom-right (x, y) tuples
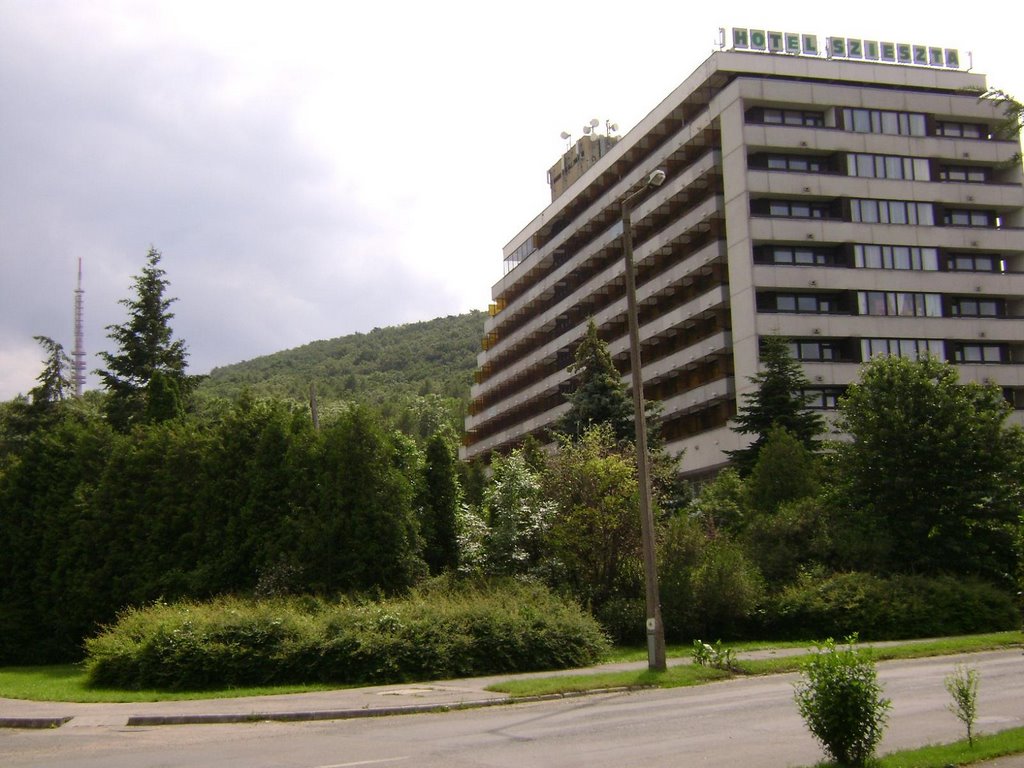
(0, 655), (681, 729)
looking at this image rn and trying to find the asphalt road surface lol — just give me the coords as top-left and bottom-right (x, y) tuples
(3, 650), (1023, 768)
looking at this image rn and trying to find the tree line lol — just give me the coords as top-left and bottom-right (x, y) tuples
(1, 250), (1022, 664)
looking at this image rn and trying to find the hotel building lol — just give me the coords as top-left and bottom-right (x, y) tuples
(463, 39), (1024, 477)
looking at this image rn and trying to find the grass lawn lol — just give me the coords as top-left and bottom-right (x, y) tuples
(802, 726), (1024, 767)
(0, 664), (340, 703)
(487, 631), (1023, 696)
(1, 631), (1019, 704)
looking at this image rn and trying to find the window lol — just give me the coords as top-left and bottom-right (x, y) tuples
(854, 244), (939, 271)
(754, 108), (825, 127)
(754, 199), (835, 219)
(762, 154), (827, 173)
(946, 253), (1002, 272)
(949, 297), (1003, 317)
(858, 292), (942, 317)
(770, 200), (824, 218)
(763, 292), (840, 314)
(851, 199), (935, 225)
(842, 108), (926, 136)
(861, 338), (944, 361)
(939, 165), (988, 183)
(847, 154), (930, 181)
(951, 343), (1005, 363)
(788, 340), (842, 361)
(758, 246), (842, 266)
(935, 121), (987, 139)
(942, 209), (996, 227)
(803, 388), (844, 410)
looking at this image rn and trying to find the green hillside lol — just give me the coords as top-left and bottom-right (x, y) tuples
(200, 310), (486, 408)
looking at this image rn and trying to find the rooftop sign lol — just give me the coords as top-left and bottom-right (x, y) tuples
(728, 28), (960, 69)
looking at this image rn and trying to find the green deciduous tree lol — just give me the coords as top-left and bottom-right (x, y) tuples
(542, 425), (642, 610)
(982, 88), (1023, 166)
(482, 449), (552, 576)
(728, 336), (824, 474)
(835, 355), (1022, 583)
(96, 247), (199, 430)
(658, 513), (764, 641)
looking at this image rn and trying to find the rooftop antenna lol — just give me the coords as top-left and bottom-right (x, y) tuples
(605, 120), (619, 136)
(560, 130), (572, 148)
(582, 117), (600, 136)
(72, 257), (86, 397)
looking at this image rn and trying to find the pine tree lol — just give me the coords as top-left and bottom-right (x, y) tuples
(727, 335), (824, 474)
(96, 248), (199, 430)
(28, 335), (72, 408)
(559, 320), (634, 442)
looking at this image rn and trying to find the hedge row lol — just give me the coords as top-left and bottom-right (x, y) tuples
(759, 572), (1019, 641)
(84, 580), (610, 690)
(595, 572), (1018, 645)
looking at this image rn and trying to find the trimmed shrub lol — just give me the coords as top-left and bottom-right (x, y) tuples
(795, 637), (891, 767)
(85, 580), (609, 690)
(762, 571), (1018, 640)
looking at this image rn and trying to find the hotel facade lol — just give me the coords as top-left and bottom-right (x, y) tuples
(463, 40), (1024, 477)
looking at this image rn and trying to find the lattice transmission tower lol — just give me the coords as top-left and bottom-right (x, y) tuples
(72, 258), (86, 397)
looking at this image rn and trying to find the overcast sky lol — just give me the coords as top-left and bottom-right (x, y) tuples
(2, 0), (1022, 400)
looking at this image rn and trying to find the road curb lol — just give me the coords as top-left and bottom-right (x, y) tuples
(0, 716), (73, 729)
(123, 687), (639, 727)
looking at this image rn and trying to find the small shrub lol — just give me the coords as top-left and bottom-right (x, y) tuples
(691, 639), (736, 670)
(794, 637), (891, 768)
(946, 664), (980, 747)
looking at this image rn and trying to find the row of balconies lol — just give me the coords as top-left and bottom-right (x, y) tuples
(477, 193), (727, 387)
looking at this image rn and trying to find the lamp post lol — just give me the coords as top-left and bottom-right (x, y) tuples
(621, 169), (667, 672)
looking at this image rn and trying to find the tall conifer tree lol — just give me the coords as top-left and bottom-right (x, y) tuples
(560, 320), (634, 442)
(728, 335), (824, 474)
(96, 248), (198, 429)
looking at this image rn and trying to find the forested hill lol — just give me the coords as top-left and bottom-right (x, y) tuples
(200, 310), (487, 405)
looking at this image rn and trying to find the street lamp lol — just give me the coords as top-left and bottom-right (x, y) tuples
(621, 169), (667, 672)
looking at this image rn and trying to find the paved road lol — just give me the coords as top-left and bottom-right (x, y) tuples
(2, 650), (1023, 767)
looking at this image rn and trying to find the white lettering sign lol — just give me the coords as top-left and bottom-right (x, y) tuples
(730, 27), (959, 69)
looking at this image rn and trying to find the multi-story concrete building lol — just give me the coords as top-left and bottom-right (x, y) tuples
(463, 39), (1024, 477)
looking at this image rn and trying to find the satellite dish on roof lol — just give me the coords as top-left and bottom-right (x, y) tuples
(589, 118), (599, 128)
(560, 131), (571, 140)
(582, 125), (592, 135)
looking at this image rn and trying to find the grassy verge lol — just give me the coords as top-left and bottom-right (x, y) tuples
(2, 631), (1019, 703)
(802, 726), (1024, 767)
(489, 664), (732, 697)
(0, 664), (339, 703)
(487, 631), (1023, 696)
(603, 639), (812, 665)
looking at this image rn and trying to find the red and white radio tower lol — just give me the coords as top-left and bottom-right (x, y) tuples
(72, 258), (86, 397)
